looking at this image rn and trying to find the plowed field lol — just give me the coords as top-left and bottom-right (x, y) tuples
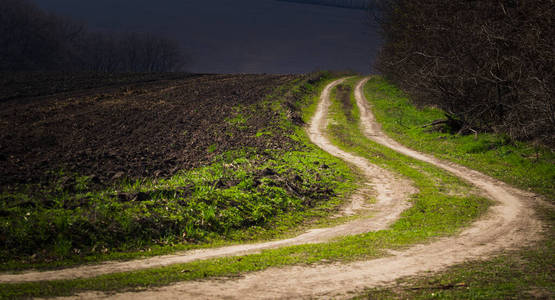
(1, 74), (298, 188)
(2, 73), (356, 263)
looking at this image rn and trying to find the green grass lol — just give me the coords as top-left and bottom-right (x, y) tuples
(363, 76), (555, 200)
(0, 76), (493, 299)
(225, 107), (248, 130)
(352, 76), (554, 299)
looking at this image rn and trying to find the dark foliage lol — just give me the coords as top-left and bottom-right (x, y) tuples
(371, 0), (554, 146)
(0, 0), (186, 72)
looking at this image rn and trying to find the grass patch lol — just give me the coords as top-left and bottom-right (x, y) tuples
(225, 107), (248, 130)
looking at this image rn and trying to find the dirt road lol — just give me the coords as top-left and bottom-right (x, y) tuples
(7, 77), (543, 299)
(61, 77), (544, 299)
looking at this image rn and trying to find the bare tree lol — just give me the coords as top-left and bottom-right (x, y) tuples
(0, 0), (188, 72)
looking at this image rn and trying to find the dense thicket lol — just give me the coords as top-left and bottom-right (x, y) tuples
(372, 0), (554, 146)
(0, 0), (185, 72)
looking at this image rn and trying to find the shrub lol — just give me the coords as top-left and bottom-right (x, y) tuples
(371, 0), (554, 146)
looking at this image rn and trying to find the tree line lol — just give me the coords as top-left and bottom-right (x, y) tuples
(371, 0), (554, 146)
(0, 0), (186, 72)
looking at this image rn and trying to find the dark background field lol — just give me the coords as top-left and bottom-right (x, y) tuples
(0, 73), (299, 187)
(32, 0), (380, 74)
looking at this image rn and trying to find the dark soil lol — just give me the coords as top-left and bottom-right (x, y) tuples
(0, 72), (193, 102)
(0, 73), (301, 190)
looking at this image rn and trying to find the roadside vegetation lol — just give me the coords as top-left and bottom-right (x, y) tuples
(356, 76), (554, 299)
(0, 77), (494, 298)
(363, 77), (554, 200)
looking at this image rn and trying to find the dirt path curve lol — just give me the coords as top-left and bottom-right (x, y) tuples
(1, 79), (416, 284)
(70, 77), (544, 299)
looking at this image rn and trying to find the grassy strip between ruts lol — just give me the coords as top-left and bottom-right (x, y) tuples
(0, 77), (492, 298)
(353, 76), (554, 299)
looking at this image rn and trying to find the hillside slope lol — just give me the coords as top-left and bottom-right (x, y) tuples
(0, 72), (355, 265)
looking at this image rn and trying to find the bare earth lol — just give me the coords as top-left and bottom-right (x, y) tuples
(15, 77), (544, 299)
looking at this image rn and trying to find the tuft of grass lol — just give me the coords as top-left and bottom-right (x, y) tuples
(225, 108), (248, 130)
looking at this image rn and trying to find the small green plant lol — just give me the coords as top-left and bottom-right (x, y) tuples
(74, 176), (91, 192)
(255, 130), (273, 137)
(206, 144), (218, 153)
(225, 109), (248, 130)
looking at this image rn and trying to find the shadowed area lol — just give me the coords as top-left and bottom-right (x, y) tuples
(0, 74), (298, 186)
(32, 0), (380, 74)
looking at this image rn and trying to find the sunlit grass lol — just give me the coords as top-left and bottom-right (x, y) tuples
(364, 76), (555, 200)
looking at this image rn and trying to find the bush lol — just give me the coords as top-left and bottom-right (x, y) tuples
(372, 0), (554, 146)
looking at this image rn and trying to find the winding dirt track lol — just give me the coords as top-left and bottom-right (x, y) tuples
(9, 77), (544, 299)
(0, 80), (416, 284)
(60, 77), (544, 299)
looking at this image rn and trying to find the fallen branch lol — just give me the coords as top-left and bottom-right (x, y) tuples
(421, 119), (449, 128)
